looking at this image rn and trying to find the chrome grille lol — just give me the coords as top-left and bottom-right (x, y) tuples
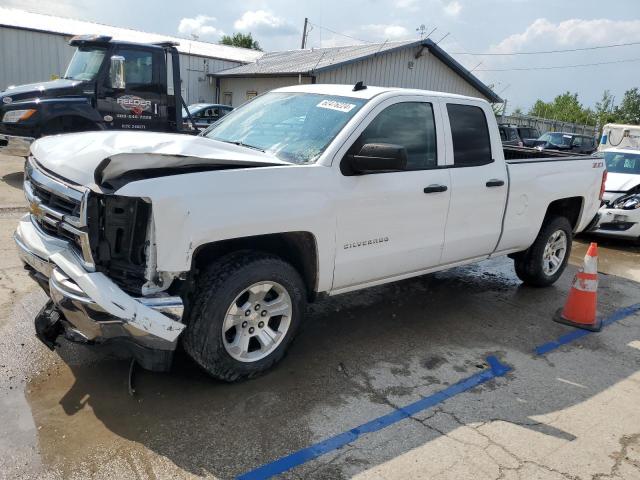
(24, 157), (94, 269)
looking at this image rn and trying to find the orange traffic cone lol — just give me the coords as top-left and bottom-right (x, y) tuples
(553, 242), (601, 331)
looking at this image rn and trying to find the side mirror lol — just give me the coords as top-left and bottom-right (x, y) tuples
(109, 55), (126, 89)
(342, 143), (408, 175)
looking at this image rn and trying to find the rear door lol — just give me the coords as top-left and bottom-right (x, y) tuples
(332, 96), (451, 291)
(440, 102), (508, 264)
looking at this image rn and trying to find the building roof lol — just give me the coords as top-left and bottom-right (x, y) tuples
(214, 39), (501, 103)
(0, 7), (263, 64)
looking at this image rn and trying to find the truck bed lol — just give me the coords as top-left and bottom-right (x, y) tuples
(503, 145), (591, 162)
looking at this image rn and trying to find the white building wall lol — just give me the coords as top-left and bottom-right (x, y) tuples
(0, 26), (243, 104)
(0, 26), (73, 89)
(179, 53), (240, 104)
(219, 76), (313, 107)
(316, 48), (488, 100)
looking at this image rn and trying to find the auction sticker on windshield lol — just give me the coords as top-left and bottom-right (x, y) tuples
(317, 100), (357, 113)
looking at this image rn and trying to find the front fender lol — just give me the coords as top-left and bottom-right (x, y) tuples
(116, 164), (338, 293)
(37, 97), (104, 126)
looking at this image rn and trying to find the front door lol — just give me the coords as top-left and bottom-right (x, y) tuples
(97, 47), (165, 132)
(332, 97), (451, 291)
(440, 102), (508, 263)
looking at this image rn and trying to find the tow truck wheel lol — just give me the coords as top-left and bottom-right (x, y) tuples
(514, 216), (573, 287)
(183, 251), (305, 382)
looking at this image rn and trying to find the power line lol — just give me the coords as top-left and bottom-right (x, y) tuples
(307, 21), (372, 44)
(476, 57), (640, 71)
(452, 40), (640, 56)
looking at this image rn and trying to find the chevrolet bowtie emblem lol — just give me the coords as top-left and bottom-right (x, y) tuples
(29, 201), (43, 218)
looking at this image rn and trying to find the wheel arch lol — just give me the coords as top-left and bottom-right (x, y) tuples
(543, 196), (584, 232)
(191, 232), (320, 300)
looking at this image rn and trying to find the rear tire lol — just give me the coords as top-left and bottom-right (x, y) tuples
(514, 216), (573, 287)
(182, 251), (306, 382)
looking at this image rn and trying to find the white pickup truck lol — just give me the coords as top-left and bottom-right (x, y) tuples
(15, 84), (606, 380)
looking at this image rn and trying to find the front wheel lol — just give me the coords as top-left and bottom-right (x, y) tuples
(514, 216), (573, 287)
(182, 251), (306, 382)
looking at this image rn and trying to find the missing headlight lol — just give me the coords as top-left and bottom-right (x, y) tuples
(88, 194), (152, 294)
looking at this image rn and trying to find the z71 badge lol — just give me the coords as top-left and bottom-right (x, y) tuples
(117, 95), (151, 115)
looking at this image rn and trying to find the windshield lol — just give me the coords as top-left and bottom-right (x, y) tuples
(204, 92), (367, 164)
(604, 151), (640, 175)
(539, 132), (572, 146)
(64, 47), (106, 81)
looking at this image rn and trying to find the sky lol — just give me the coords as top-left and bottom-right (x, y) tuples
(1, 0), (639, 114)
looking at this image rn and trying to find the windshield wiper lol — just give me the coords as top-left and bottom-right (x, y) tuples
(219, 139), (265, 153)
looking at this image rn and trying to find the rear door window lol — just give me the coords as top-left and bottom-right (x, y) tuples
(446, 104), (492, 166)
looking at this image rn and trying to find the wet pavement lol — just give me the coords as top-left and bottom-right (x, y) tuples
(1, 153), (639, 480)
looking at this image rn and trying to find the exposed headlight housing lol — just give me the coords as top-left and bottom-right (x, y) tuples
(612, 194), (640, 210)
(2, 109), (36, 123)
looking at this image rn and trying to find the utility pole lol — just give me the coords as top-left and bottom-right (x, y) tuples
(301, 17), (309, 49)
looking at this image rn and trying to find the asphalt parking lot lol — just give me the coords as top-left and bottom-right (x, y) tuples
(1, 153), (639, 480)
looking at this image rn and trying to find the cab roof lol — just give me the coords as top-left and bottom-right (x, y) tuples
(272, 83), (490, 104)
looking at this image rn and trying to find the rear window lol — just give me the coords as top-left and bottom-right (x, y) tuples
(447, 104), (492, 166)
(518, 128), (538, 139)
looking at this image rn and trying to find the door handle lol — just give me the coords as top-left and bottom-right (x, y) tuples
(424, 184), (448, 193)
(486, 179), (505, 187)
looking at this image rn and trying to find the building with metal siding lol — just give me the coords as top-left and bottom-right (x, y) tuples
(0, 7), (261, 104)
(0, 8), (500, 108)
(215, 39), (501, 107)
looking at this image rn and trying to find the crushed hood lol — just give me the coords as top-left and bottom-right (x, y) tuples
(605, 172), (640, 193)
(31, 131), (290, 188)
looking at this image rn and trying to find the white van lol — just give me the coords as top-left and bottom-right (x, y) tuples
(598, 123), (640, 152)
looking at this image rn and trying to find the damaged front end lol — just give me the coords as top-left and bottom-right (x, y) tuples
(16, 156), (185, 371)
(595, 185), (640, 239)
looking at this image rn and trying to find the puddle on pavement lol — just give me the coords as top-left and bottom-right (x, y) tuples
(573, 236), (640, 282)
(12, 254), (640, 478)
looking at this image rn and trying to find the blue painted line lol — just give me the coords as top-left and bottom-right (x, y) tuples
(535, 303), (640, 356)
(237, 356), (511, 480)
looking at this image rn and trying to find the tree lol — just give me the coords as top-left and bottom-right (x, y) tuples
(220, 32), (262, 51)
(615, 87), (640, 125)
(528, 92), (595, 125)
(511, 106), (524, 116)
(594, 90), (617, 127)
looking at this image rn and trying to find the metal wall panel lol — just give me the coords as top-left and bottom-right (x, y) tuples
(0, 26), (242, 104)
(0, 27), (73, 90)
(178, 54), (240, 104)
(219, 76), (312, 107)
(316, 48), (487, 100)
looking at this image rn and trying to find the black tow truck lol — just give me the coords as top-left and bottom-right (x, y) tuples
(0, 35), (195, 157)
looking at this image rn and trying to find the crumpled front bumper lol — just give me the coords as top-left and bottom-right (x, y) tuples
(0, 133), (35, 157)
(592, 206), (640, 240)
(15, 214), (186, 371)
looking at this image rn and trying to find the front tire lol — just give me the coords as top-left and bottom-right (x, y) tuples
(183, 251), (306, 382)
(514, 216), (573, 287)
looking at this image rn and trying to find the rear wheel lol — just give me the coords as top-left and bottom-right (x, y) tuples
(182, 251), (306, 382)
(514, 216), (573, 287)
